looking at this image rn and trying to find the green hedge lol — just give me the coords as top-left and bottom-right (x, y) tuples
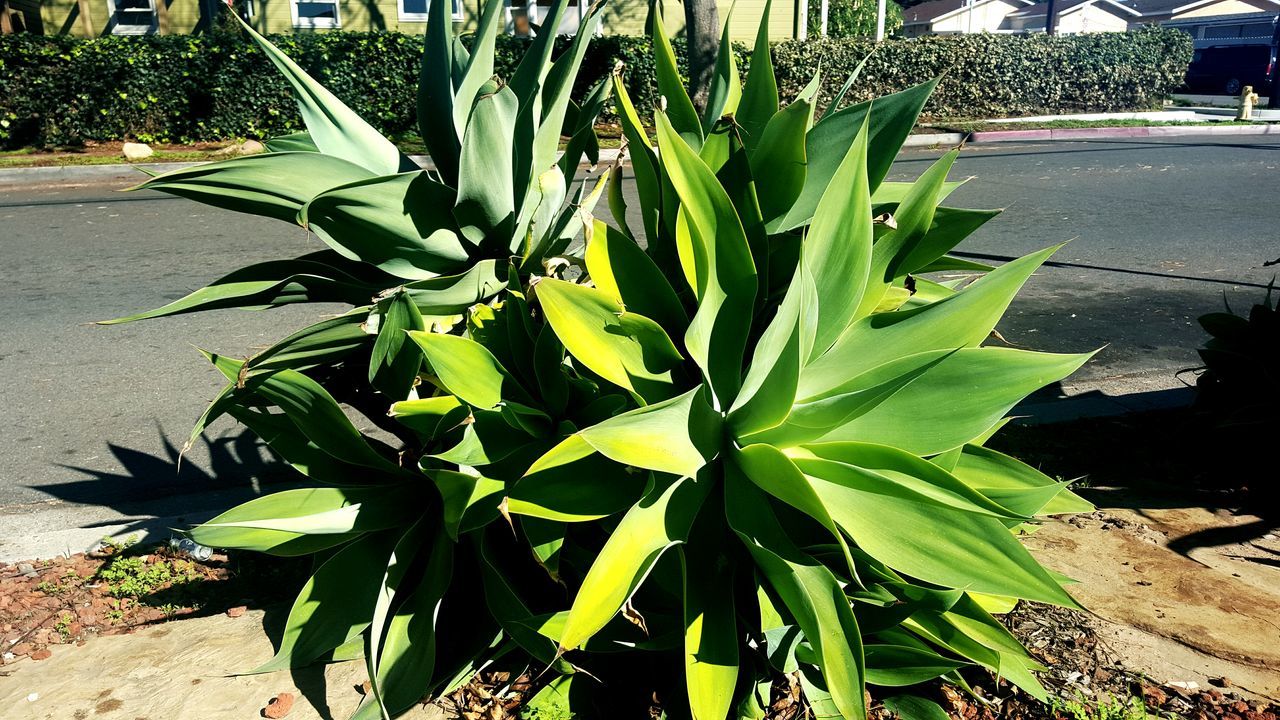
(0, 28), (1190, 148)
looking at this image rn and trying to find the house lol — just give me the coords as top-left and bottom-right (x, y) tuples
(1121, 0), (1279, 47)
(2, 0), (803, 39)
(1001, 0), (1140, 33)
(900, 0), (1035, 37)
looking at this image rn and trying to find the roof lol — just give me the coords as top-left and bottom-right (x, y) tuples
(1006, 0), (1142, 19)
(901, 0), (1035, 25)
(1115, 0), (1280, 16)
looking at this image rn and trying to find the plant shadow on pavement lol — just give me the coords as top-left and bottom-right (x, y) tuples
(32, 422), (305, 540)
(990, 407), (1278, 560)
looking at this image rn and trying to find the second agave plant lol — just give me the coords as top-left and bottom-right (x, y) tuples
(106, 0), (1096, 717)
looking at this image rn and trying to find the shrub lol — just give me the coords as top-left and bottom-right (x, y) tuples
(0, 23), (1190, 147)
(108, 0), (1095, 716)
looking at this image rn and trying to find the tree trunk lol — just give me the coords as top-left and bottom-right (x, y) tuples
(683, 0), (720, 114)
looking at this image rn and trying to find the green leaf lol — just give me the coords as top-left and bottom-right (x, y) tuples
(264, 131), (318, 153)
(748, 98), (812, 227)
(128, 152), (374, 224)
(702, 8), (742, 132)
(389, 395), (466, 439)
(558, 473), (712, 651)
(300, 172), (470, 280)
(431, 469), (504, 539)
(774, 80), (937, 232)
(859, 150), (960, 316)
(456, 84), (517, 250)
(403, 259), (507, 315)
(681, 537), (739, 720)
(736, 0), (779, 153)
(816, 348), (1093, 456)
(611, 71), (664, 245)
(534, 278), (684, 402)
(367, 526), (454, 718)
(509, 435), (650, 522)
(800, 245), (1066, 401)
(865, 645), (967, 687)
(251, 532), (394, 673)
(98, 254), (379, 324)
(952, 445), (1095, 517)
(226, 406), (375, 486)
(585, 219), (688, 336)
(725, 470), (866, 720)
(409, 331), (534, 410)
(369, 290), (426, 401)
(232, 13), (404, 176)
(451, 0), (504, 143)
(577, 386), (721, 478)
(883, 695), (952, 720)
(655, 111), (757, 406)
(804, 112), (872, 359)
(417, 0), (461, 183)
(793, 455), (1079, 607)
(246, 310), (370, 375)
(242, 368), (404, 474)
(188, 488), (382, 555)
(651, 10), (702, 148)
(728, 255), (813, 436)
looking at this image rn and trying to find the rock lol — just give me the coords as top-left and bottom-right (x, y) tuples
(122, 142), (154, 161)
(30, 648), (52, 661)
(239, 139), (265, 155)
(1170, 680), (1201, 691)
(16, 562), (35, 577)
(1211, 677), (1235, 688)
(2, 652), (14, 663)
(11, 642), (33, 657)
(226, 606), (247, 619)
(1142, 685), (1168, 706)
(263, 691), (295, 718)
(26, 693), (38, 703)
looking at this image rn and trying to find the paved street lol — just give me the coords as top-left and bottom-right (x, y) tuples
(1, 135), (1277, 552)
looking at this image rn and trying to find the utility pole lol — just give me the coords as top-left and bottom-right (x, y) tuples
(1044, 0), (1057, 34)
(876, 0), (886, 40)
(1270, 14), (1279, 108)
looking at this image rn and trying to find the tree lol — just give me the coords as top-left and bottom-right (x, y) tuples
(682, 0), (721, 112)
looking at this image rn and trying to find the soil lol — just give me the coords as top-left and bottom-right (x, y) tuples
(0, 540), (302, 666)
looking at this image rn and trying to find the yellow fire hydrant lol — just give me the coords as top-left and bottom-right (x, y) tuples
(1238, 85), (1259, 120)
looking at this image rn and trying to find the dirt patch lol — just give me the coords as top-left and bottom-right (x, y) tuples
(1, 540), (302, 667)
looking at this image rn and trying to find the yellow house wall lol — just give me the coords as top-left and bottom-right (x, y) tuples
(39, 0), (795, 39)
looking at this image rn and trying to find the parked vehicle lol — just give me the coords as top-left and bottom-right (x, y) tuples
(1184, 44), (1276, 95)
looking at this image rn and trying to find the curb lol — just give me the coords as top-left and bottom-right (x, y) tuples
(969, 123), (1280, 143)
(6, 124), (1278, 187)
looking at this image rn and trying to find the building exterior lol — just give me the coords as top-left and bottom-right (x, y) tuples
(1001, 0), (1139, 33)
(901, 0), (1034, 36)
(898, 0), (1277, 36)
(1121, 0), (1279, 47)
(3, 0), (801, 39)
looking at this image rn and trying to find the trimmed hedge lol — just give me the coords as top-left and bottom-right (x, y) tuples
(0, 27), (1190, 148)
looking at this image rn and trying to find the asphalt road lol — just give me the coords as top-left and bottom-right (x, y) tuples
(1, 135), (1277, 522)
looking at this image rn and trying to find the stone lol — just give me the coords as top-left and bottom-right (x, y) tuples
(226, 605), (247, 619)
(16, 562), (35, 577)
(30, 648), (52, 661)
(263, 691), (295, 718)
(122, 142), (154, 161)
(239, 139), (265, 155)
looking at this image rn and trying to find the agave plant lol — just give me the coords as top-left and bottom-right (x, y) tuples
(106, 0), (1095, 717)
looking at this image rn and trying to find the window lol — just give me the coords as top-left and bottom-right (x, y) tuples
(292, 0), (340, 28)
(108, 0), (158, 34)
(399, 0), (461, 22)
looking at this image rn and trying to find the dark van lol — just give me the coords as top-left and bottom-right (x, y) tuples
(1184, 44), (1276, 95)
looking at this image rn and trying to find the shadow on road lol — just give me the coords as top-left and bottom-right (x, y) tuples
(33, 423), (299, 541)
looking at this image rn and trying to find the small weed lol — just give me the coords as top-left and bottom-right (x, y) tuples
(1052, 695), (1149, 720)
(95, 554), (200, 600)
(54, 613), (74, 640)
